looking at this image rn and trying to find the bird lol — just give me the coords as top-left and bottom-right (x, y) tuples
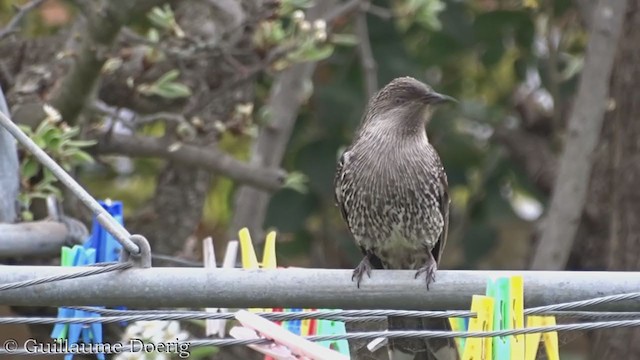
(334, 76), (458, 360)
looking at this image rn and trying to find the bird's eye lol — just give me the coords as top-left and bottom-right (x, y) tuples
(394, 97), (405, 105)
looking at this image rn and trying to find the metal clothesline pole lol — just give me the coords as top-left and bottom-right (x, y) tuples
(0, 267), (638, 310)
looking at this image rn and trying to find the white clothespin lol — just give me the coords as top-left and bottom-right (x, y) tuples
(231, 310), (349, 360)
(203, 238), (238, 337)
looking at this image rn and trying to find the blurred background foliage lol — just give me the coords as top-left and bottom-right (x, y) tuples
(0, 0), (586, 270)
(2, 0), (625, 358)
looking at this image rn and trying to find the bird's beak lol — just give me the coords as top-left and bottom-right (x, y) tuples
(426, 92), (457, 105)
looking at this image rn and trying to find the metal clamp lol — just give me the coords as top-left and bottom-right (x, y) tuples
(120, 234), (152, 268)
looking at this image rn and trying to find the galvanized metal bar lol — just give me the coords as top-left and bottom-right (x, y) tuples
(0, 267), (637, 310)
(0, 85), (19, 223)
(0, 110), (140, 255)
(0, 221), (69, 257)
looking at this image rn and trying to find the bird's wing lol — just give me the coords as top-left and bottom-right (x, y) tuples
(432, 168), (450, 264)
(333, 148), (352, 223)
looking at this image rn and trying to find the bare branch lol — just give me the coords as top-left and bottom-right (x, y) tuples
(364, 3), (393, 20)
(92, 130), (285, 191)
(355, 5), (378, 98)
(325, 0), (362, 23)
(49, 0), (167, 125)
(229, 0), (341, 239)
(531, 0), (629, 270)
(574, 0), (596, 28)
(0, 0), (47, 40)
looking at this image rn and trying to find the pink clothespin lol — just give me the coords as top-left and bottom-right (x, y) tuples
(203, 238), (238, 337)
(231, 310), (349, 360)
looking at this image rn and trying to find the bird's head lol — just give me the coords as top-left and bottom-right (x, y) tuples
(364, 77), (455, 134)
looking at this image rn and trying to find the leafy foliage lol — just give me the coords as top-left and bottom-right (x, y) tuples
(17, 106), (96, 220)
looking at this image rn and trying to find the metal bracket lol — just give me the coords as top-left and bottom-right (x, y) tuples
(120, 234), (152, 268)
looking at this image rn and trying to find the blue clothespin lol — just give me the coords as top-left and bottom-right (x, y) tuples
(84, 200), (123, 262)
(85, 200), (126, 318)
(285, 308), (302, 335)
(52, 200), (124, 359)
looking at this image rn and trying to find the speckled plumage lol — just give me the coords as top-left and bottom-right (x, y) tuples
(334, 77), (450, 275)
(334, 77), (458, 360)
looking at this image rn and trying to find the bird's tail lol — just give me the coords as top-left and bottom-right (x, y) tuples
(388, 316), (459, 360)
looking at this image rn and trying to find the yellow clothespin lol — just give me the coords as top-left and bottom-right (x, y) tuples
(239, 228), (260, 269)
(510, 276), (525, 359)
(524, 316), (559, 360)
(462, 295), (494, 360)
(203, 238), (238, 337)
(262, 231), (277, 269)
(524, 316), (543, 360)
(541, 316), (560, 360)
(238, 228), (279, 314)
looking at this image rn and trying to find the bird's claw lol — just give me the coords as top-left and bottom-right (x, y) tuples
(415, 260), (438, 290)
(352, 257), (373, 288)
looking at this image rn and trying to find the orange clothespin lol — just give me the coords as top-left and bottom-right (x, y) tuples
(231, 310), (349, 360)
(203, 238), (238, 337)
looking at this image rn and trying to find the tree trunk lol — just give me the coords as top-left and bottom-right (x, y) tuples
(570, 1), (640, 357)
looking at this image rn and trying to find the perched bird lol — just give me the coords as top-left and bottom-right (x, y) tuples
(334, 77), (457, 360)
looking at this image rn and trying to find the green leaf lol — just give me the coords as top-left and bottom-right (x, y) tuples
(283, 171), (309, 194)
(18, 125), (33, 136)
(21, 158), (40, 179)
(71, 150), (95, 164)
(66, 139), (98, 148)
(43, 168), (57, 183)
(150, 82), (192, 99)
(155, 70), (180, 86)
(288, 44), (334, 63)
(34, 182), (62, 197)
(148, 5), (175, 30)
(21, 210), (34, 222)
(330, 33), (359, 46)
(60, 126), (80, 140)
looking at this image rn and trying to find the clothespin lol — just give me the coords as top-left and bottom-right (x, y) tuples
(51, 246), (105, 360)
(203, 238), (239, 337)
(448, 317), (468, 353)
(524, 316), (559, 360)
(486, 277), (511, 360)
(315, 314), (350, 356)
(232, 310), (349, 360)
(84, 199), (123, 262)
(462, 295), (494, 360)
(52, 199), (125, 360)
(51, 246), (77, 340)
(509, 276), (524, 359)
(239, 228), (279, 314)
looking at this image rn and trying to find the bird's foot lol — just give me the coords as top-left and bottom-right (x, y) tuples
(415, 256), (438, 290)
(352, 256), (373, 288)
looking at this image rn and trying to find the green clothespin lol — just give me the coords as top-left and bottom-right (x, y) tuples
(315, 311), (350, 357)
(448, 317), (467, 353)
(486, 277), (511, 360)
(51, 245), (80, 340)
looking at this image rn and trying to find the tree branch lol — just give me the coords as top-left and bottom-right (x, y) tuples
(355, 4), (378, 99)
(0, 0), (47, 40)
(92, 130), (285, 191)
(49, 0), (166, 125)
(229, 0), (341, 239)
(531, 0), (629, 270)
